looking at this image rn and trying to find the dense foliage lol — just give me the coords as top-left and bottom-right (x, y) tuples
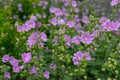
(0, 0), (120, 80)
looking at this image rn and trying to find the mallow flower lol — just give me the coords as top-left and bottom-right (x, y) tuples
(22, 52), (32, 63)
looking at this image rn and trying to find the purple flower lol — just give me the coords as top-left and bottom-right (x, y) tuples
(44, 71), (50, 79)
(54, 9), (63, 16)
(9, 57), (19, 66)
(111, 0), (119, 6)
(81, 32), (94, 44)
(74, 51), (84, 61)
(74, 15), (80, 22)
(40, 32), (47, 42)
(49, 63), (56, 70)
(72, 57), (79, 65)
(115, 31), (120, 35)
(20, 65), (25, 70)
(30, 15), (37, 21)
(27, 32), (38, 48)
(49, 7), (56, 13)
(67, 21), (75, 28)
(50, 7), (63, 16)
(83, 52), (91, 61)
(58, 19), (65, 25)
(72, 51), (84, 65)
(25, 20), (36, 30)
(71, 1), (77, 7)
(13, 65), (21, 73)
(82, 15), (89, 24)
(75, 23), (81, 33)
(29, 66), (37, 74)
(37, 22), (42, 27)
(64, 35), (71, 46)
(18, 3), (23, 12)
(4, 72), (10, 79)
(72, 36), (81, 45)
(2, 54), (10, 62)
(73, 51), (91, 65)
(99, 16), (107, 23)
(22, 52), (32, 63)
(101, 20), (120, 31)
(17, 15), (36, 32)
(74, 8), (79, 13)
(51, 17), (57, 26)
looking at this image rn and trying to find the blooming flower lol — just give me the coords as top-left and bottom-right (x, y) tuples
(99, 16), (107, 23)
(2, 54), (10, 62)
(71, 1), (77, 7)
(40, 32), (47, 42)
(64, 35), (71, 46)
(51, 17), (57, 26)
(54, 8), (63, 16)
(73, 51), (91, 65)
(82, 15), (89, 24)
(58, 19), (65, 25)
(101, 20), (120, 31)
(13, 65), (21, 73)
(71, 36), (81, 45)
(44, 71), (50, 79)
(74, 23), (81, 33)
(30, 15), (37, 21)
(17, 15), (36, 32)
(74, 51), (84, 61)
(81, 32), (94, 44)
(27, 32), (38, 48)
(67, 21), (75, 28)
(29, 66), (37, 74)
(37, 22), (42, 27)
(22, 52), (32, 63)
(72, 51), (84, 65)
(4, 72), (10, 79)
(49, 7), (56, 13)
(74, 15), (80, 22)
(17, 26), (23, 32)
(49, 63), (56, 70)
(25, 20), (36, 30)
(83, 52), (91, 61)
(9, 56), (19, 67)
(72, 57), (79, 65)
(111, 0), (119, 6)
(74, 8), (79, 13)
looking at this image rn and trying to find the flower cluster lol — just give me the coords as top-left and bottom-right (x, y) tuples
(2, 54), (24, 73)
(1, 0), (120, 80)
(101, 19), (120, 31)
(27, 32), (47, 49)
(17, 15), (36, 32)
(72, 51), (91, 65)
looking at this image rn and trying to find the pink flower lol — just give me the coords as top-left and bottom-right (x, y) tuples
(71, 1), (77, 7)
(4, 72), (10, 79)
(22, 52), (32, 63)
(27, 32), (38, 48)
(81, 32), (94, 44)
(111, 0), (119, 6)
(82, 15), (89, 24)
(72, 36), (81, 45)
(40, 32), (47, 41)
(44, 71), (50, 79)
(101, 20), (120, 31)
(67, 21), (75, 28)
(2, 54), (10, 62)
